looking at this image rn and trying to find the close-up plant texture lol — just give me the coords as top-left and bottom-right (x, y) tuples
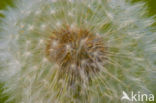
(0, 0), (156, 103)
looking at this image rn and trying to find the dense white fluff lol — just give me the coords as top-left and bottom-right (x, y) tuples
(0, 0), (156, 103)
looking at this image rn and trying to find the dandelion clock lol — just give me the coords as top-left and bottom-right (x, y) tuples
(0, 0), (156, 103)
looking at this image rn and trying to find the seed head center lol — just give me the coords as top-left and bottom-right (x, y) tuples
(46, 26), (107, 75)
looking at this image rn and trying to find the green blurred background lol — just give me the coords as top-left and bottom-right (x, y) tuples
(132, 0), (156, 16)
(0, 0), (156, 103)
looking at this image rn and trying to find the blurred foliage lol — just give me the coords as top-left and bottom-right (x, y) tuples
(0, 83), (9, 103)
(132, 0), (156, 16)
(131, 0), (156, 26)
(0, 0), (13, 17)
(0, 0), (13, 102)
(0, 0), (13, 9)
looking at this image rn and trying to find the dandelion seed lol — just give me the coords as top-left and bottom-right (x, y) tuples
(81, 59), (87, 65)
(70, 64), (76, 70)
(68, 0), (74, 3)
(50, 10), (55, 14)
(24, 52), (31, 57)
(35, 10), (41, 15)
(70, 23), (76, 29)
(65, 44), (72, 51)
(68, 11), (73, 17)
(51, 40), (58, 47)
(88, 4), (91, 8)
(20, 23), (25, 28)
(41, 24), (46, 30)
(39, 39), (44, 44)
(56, 21), (61, 26)
(28, 25), (34, 31)
(32, 65), (38, 70)
(26, 40), (31, 45)
(42, 57), (48, 63)
(51, 0), (57, 3)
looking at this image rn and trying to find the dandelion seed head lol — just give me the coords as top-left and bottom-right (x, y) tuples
(0, 0), (155, 103)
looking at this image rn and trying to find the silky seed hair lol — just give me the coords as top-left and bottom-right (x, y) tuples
(0, 0), (156, 103)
